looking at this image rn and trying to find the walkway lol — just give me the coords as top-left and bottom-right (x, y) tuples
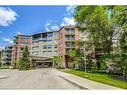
(53, 69), (122, 90)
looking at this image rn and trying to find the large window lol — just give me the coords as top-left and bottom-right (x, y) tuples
(47, 33), (53, 38)
(43, 40), (52, 43)
(43, 51), (52, 55)
(65, 35), (75, 40)
(43, 45), (52, 49)
(32, 41), (39, 44)
(20, 37), (30, 40)
(65, 28), (75, 33)
(32, 34), (41, 40)
(47, 45), (52, 49)
(32, 51), (39, 55)
(32, 46), (39, 50)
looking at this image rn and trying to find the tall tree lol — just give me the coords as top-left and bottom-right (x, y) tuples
(68, 40), (85, 69)
(74, 6), (113, 55)
(73, 6), (127, 71)
(112, 6), (127, 76)
(18, 46), (30, 70)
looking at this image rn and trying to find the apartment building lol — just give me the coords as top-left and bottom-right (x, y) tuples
(30, 31), (58, 67)
(11, 35), (31, 62)
(31, 31), (58, 57)
(0, 25), (106, 69)
(58, 26), (80, 68)
(2, 26), (80, 68)
(1, 46), (12, 65)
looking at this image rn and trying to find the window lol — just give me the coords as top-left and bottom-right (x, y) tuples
(20, 37), (30, 40)
(32, 34), (41, 40)
(54, 50), (57, 54)
(43, 51), (52, 55)
(47, 40), (52, 43)
(47, 45), (52, 49)
(65, 28), (75, 33)
(43, 40), (52, 43)
(32, 46), (39, 50)
(47, 33), (53, 38)
(54, 39), (58, 43)
(43, 45), (47, 49)
(43, 45), (52, 49)
(20, 42), (25, 45)
(54, 45), (57, 48)
(20, 37), (25, 40)
(32, 51), (39, 55)
(32, 41), (39, 44)
(54, 33), (58, 36)
(65, 35), (75, 40)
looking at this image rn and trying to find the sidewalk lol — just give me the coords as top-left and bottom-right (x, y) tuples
(52, 69), (122, 90)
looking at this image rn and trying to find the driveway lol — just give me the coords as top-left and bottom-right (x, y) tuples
(0, 68), (80, 89)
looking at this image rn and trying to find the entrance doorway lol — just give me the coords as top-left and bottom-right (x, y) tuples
(30, 56), (53, 69)
(36, 61), (53, 68)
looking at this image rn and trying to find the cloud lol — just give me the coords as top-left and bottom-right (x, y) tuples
(66, 5), (75, 16)
(51, 25), (59, 30)
(61, 17), (76, 26)
(0, 7), (17, 26)
(2, 38), (13, 44)
(44, 22), (50, 31)
(0, 46), (5, 50)
(44, 21), (59, 31)
(60, 6), (76, 27)
(17, 31), (22, 35)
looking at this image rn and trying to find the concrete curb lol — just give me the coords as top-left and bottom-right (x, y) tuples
(54, 69), (122, 90)
(58, 75), (88, 90)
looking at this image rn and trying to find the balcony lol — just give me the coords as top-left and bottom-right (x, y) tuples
(65, 28), (75, 35)
(65, 38), (75, 41)
(65, 31), (75, 35)
(32, 37), (41, 41)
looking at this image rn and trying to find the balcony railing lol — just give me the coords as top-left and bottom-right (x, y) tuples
(65, 32), (75, 35)
(65, 38), (75, 41)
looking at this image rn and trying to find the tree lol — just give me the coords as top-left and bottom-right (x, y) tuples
(74, 6), (114, 70)
(18, 46), (30, 70)
(110, 6), (127, 77)
(73, 6), (127, 72)
(74, 6), (114, 54)
(52, 56), (62, 68)
(68, 40), (85, 70)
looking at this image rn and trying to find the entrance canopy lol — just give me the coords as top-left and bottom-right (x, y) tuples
(30, 56), (53, 67)
(30, 55), (52, 61)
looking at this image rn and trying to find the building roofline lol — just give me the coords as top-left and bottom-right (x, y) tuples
(13, 25), (77, 37)
(32, 31), (58, 36)
(58, 25), (78, 31)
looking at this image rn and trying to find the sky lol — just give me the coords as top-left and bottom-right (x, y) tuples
(0, 5), (76, 49)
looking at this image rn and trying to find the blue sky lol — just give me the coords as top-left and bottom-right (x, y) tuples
(0, 6), (75, 49)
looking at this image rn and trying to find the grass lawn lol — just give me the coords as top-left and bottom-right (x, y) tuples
(63, 69), (127, 89)
(0, 65), (10, 69)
